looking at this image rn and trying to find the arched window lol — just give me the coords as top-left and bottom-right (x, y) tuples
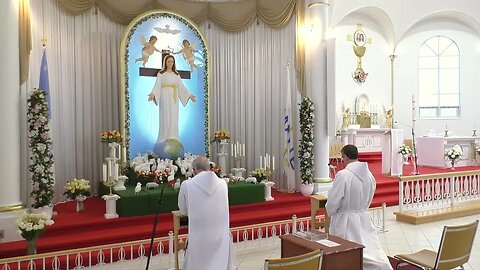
(418, 36), (460, 118)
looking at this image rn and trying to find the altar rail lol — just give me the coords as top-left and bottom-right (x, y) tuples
(396, 170), (480, 224)
(0, 207), (386, 270)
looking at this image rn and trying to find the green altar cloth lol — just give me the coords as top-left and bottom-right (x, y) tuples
(100, 181), (264, 217)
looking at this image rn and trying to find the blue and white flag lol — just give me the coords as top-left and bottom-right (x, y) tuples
(39, 48), (51, 118)
(283, 63), (295, 192)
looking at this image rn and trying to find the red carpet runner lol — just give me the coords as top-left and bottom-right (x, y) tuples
(1, 156), (478, 259)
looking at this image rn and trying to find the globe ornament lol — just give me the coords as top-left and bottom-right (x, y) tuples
(153, 138), (185, 160)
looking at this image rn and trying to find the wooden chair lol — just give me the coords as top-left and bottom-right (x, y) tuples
(264, 249), (323, 270)
(329, 142), (344, 167)
(395, 219), (478, 270)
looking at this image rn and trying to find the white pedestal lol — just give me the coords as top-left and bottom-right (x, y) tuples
(217, 141), (228, 175)
(114, 175), (128, 191)
(262, 181), (275, 201)
(102, 194), (120, 219)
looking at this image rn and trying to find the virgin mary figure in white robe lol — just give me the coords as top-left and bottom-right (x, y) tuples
(178, 171), (237, 270)
(326, 161), (393, 270)
(150, 71), (193, 144)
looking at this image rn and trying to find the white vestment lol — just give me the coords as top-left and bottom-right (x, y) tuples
(178, 171), (237, 270)
(150, 71), (192, 143)
(326, 161), (393, 270)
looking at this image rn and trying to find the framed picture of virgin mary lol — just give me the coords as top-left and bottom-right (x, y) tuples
(120, 10), (209, 160)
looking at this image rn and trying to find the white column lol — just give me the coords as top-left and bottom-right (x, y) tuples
(0, 0), (22, 210)
(307, 1), (329, 182)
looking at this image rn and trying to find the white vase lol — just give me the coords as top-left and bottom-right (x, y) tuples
(300, 184), (314, 196)
(75, 195), (87, 212)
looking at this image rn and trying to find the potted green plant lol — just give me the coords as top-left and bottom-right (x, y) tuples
(299, 97), (315, 196)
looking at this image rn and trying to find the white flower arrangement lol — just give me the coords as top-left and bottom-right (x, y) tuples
(299, 97), (315, 185)
(16, 211), (54, 241)
(445, 145), (462, 165)
(398, 144), (412, 155)
(27, 89), (55, 208)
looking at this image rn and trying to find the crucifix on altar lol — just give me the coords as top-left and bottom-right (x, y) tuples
(138, 50), (191, 79)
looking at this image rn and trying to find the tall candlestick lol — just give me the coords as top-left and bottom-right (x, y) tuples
(243, 144), (245, 157)
(108, 160), (112, 177)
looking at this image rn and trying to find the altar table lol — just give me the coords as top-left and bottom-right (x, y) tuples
(416, 136), (480, 168)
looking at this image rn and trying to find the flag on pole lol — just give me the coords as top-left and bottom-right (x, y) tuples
(283, 63), (296, 192)
(39, 48), (51, 118)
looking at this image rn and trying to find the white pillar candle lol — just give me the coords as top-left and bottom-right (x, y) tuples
(103, 163), (107, 181)
(243, 144), (245, 157)
(114, 163), (119, 177)
(123, 147), (127, 163)
(272, 156), (275, 171)
(234, 145), (237, 158)
(231, 143), (234, 156)
(117, 144), (121, 160)
(108, 160), (112, 177)
(260, 156), (263, 169)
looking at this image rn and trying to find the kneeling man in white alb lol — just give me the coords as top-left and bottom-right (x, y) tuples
(178, 156), (237, 270)
(326, 144), (393, 270)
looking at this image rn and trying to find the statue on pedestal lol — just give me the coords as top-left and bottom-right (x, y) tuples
(385, 109), (393, 129)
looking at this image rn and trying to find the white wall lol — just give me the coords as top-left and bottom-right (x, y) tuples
(332, 16), (391, 130)
(394, 19), (480, 138)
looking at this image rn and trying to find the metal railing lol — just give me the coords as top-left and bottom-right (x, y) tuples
(398, 170), (480, 212)
(1, 206), (386, 270)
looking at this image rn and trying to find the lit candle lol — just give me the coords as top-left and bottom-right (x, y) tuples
(102, 163), (107, 181)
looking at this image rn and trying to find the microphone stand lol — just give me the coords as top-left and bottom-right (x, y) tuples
(146, 183), (166, 270)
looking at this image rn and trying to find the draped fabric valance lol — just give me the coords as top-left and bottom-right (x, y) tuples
(20, 0), (305, 93)
(57, 0), (296, 30)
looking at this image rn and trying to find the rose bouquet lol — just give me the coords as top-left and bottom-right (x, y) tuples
(100, 130), (123, 144)
(445, 146), (462, 169)
(16, 211), (55, 254)
(63, 178), (91, 200)
(398, 144), (412, 165)
(211, 129), (230, 143)
(352, 68), (368, 84)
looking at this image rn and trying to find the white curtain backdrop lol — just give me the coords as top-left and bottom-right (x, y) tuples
(24, 0), (301, 204)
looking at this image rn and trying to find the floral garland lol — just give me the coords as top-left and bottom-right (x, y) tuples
(299, 97), (315, 184)
(27, 89), (55, 208)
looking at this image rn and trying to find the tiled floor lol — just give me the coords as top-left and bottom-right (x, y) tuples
(88, 206), (480, 269)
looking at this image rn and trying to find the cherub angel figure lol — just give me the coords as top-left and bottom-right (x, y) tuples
(173, 39), (198, 71)
(135, 35), (160, 67)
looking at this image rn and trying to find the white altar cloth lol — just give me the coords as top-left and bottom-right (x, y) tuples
(416, 136), (480, 168)
(381, 129), (404, 176)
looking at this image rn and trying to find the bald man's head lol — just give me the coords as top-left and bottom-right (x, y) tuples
(192, 156), (210, 173)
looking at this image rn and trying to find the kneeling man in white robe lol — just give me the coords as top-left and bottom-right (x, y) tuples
(326, 144), (392, 270)
(178, 156), (237, 270)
